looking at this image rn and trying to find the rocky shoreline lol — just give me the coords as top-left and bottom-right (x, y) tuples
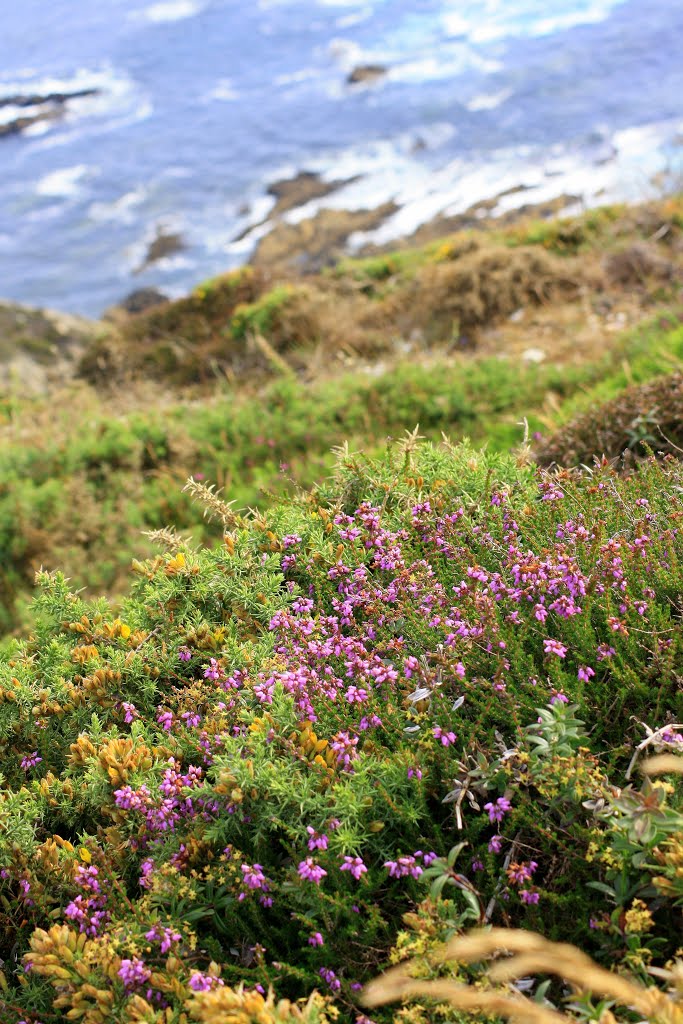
(237, 170), (584, 278)
(0, 87), (100, 138)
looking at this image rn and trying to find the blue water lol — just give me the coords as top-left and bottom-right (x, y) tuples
(0, 0), (681, 315)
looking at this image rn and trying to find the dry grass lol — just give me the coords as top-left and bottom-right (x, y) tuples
(362, 927), (683, 1023)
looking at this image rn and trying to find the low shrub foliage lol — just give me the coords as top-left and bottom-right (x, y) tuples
(1, 439), (683, 1023)
(3, 309), (683, 637)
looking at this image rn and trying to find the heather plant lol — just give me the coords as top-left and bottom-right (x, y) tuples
(4, 308), (683, 636)
(2, 438), (683, 1023)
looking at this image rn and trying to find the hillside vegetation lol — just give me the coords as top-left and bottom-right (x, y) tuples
(2, 195), (683, 1023)
(1, 196), (683, 636)
(2, 440), (683, 1023)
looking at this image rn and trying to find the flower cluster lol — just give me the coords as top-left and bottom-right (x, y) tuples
(4, 441), (683, 1021)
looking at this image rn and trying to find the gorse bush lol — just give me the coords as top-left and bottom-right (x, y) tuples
(1, 437), (683, 1022)
(3, 308), (683, 637)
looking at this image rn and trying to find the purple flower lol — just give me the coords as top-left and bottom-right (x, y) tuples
(121, 702), (139, 723)
(178, 647), (192, 662)
(577, 665), (595, 682)
(145, 926), (181, 954)
(543, 638), (567, 659)
(433, 726), (457, 747)
(282, 534), (302, 548)
(384, 855), (422, 879)
(484, 797), (511, 823)
(508, 861), (538, 884)
(118, 958), (151, 990)
(298, 858), (327, 885)
(307, 827), (328, 851)
(340, 856), (367, 880)
(308, 932), (324, 947)
(139, 859), (154, 889)
(20, 752), (42, 771)
(319, 967), (341, 992)
(240, 863), (269, 891)
(549, 691), (569, 705)
(157, 710), (174, 732)
(520, 889), (540, 904)
(204, 658), (223, 681)
(189, 972), (224, 992)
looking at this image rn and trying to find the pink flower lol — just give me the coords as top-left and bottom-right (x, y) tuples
(118, 958), (151, 990)
(240, 863), (269, 891)
(307, 827), (329, 851)
(20, 752), (42, 771)
(298, 858), (327, 885)
(308, 932), (324, 946)
(577, 665), (595, 682)
(543, 638), (567, 659)
(433, 726), (457, 747)
(189, 972), (224, 991)
(319, 967), (341, 992)
(484, 797), (511, 823)
(340, 856), (367, 880)
(384, 855), (422, 879)
(157, 710), (174, 731)
(520, 889), (540, 904)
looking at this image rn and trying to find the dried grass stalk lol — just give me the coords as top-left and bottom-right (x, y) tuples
(642, 753), (683, 775)
(362, 928), (683, 1023)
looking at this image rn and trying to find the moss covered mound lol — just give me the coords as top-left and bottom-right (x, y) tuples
(535, 370), (683, 467)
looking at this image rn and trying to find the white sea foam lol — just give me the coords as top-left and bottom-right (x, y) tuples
(0, 65), (148, 151)
(88, 186), (148, 225)
(327, 34), (502, 89)
(335, 7), (373, 28)
(35, 164), (93, 198)
(274, 68), (320, 86)
(247, 114), (681, 261)
(466, 88), (513, 111)
(441, 0), (625, 43)
(206, 78), (239, 101)
(135, 0), (205, 24)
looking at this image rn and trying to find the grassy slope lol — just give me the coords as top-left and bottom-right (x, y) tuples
(1, 197), (683, 633)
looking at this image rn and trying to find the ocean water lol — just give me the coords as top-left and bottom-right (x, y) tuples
(0, 0), (682, 316)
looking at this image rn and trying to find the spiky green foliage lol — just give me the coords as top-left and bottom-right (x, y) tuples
(2, 440), (683, 1022)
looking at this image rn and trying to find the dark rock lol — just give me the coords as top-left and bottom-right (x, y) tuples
(0, 109), (60, 138)
(0, 88), (100, 139)
(136, 228), (186, 273)
(347, 64), (387, 85)
(267, 170), (361, 217)
(0, 88), (99, 109)
(119, 288), (170, 315)
(252, 201), (399, 275)
(233, 171), (362, 243)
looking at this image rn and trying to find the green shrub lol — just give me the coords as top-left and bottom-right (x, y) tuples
(2, 440), (683, 1022)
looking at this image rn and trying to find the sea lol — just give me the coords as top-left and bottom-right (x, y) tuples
(0, 0), (682, 317)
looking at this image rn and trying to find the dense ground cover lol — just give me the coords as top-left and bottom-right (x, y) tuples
(2, 439), (683, 1023)
(1, 309), (683, 638)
